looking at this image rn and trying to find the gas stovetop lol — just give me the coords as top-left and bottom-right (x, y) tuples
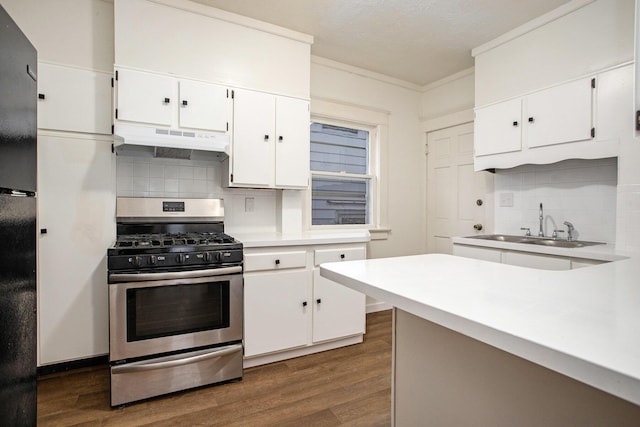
(114, 232), (238, 249)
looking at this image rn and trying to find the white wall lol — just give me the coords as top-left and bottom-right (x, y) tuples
(311, 58), (424, 258)
(420, 69), (475, 121)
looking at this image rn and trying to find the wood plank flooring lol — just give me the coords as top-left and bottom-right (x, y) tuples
(37, 310), (392, 426)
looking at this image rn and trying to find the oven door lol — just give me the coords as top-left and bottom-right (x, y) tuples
(108, 266), (242, 362)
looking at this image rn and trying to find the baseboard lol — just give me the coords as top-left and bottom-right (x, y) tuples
(367, 301), (393, 313)
(37, 355), (108, 377)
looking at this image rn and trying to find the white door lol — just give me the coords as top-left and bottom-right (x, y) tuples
(474, 98), (522, 156)
(178, 80), (229, 132)
(231, 89), (275, 187)
(116, 68), (174, 127)
(312, 270), (366, 343)
(274, 96), (310, 188)
(525, 77), (593, 148)
(37, 63), (112, 135)
(243, 269), (311, 357)
(427, 122), (493, 254)
(38, 135), (115, 364)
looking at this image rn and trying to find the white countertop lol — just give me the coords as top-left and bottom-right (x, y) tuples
(452, 235), (630, 262)
(231, 230), (371, 248)
(320, 253), (640, 406)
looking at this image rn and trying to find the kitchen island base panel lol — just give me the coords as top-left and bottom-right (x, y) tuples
(394, 309), (640, 426)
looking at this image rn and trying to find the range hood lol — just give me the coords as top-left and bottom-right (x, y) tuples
(114, 124), (230, 159)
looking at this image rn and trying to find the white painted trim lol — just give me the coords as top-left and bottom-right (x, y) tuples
(37, 129), (115, 142)
(147, 0), (314, 44)
(471, 0), (596, 57)
(311, 55), (423, 92)
(421, 67), (475, 92)
(421, 109), (475, 133)
(367, 302), (393, 313)
(311, 97), (390, 125)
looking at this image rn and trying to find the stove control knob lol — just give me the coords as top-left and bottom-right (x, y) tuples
(148, 255), (157, 265)
(130, 256), (141, 267)
(203, 252), (212, 262)
(176, 253), (186, 264)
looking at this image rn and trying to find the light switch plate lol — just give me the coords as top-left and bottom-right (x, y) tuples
(245, 197), (255, 212)
(499, 192), (514, 207)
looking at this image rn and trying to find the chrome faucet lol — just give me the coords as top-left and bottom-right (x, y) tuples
(564, 221), (575, 241)
(538, 203), (544, 237)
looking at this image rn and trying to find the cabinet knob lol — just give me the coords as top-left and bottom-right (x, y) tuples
(264, 134), (269, 141)
(38, 93), (45, 100)
(278, 136), (284, 142)
(275, 259), (280, 265)
(163, 97), (170, 104)
(40, 228), (47, 234)
(512, 121), (518, 127)
(316, 298), (322, 304)
(528, 117), (535, 123)
(302, 301), (308, 307)
(182, 100), (188, 106)
(340, 254), (345, 259)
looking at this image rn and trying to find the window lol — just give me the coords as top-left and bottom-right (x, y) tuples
(310, 122), (374, 226)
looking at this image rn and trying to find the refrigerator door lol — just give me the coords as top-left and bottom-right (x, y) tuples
(0, 194), (37, 426)
(0, 5), (37, 193)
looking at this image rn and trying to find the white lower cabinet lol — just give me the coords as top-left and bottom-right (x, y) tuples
(452, 243), (605, 271)
(243, 243), (366, 366)
(502, 251), (571, 271)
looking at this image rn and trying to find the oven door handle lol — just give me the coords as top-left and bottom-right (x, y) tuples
(109, 266), (242, 282)
(111, 344), (242, 374)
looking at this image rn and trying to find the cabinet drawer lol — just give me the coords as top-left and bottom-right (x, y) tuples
(244, 251), (307, 272)
(314, 247), (366, 266)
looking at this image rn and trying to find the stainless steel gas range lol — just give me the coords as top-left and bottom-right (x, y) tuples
(107, 197), (243, 407)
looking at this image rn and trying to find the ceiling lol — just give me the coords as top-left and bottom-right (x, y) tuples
(191, 0), (570, 86)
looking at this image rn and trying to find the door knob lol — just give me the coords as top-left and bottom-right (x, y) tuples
(476, 199), (483, 206)
(473, 224), (483, 231)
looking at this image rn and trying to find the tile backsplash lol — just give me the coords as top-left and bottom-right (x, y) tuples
(494, 158), (617, 243)
(115, 153), (278, 233)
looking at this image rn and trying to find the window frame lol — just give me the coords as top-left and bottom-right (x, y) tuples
(305, 98), (388, 233)
(309, 119), (376, 228)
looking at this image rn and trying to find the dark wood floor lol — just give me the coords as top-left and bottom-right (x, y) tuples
(37, 310), (392, 426)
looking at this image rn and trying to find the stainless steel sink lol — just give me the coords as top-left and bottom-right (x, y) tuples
(464, 234), (605, 248)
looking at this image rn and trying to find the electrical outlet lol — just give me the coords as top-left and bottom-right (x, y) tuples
(499, 192), (514, 207)
(245, 197), (255, 213)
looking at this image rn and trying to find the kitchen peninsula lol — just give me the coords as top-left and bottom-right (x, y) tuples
(320, 254), (640, 426)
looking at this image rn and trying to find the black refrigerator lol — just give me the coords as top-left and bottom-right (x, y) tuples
(0, 4), (38, 426)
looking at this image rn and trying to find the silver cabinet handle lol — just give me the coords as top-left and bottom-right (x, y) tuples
(109, 266), (242, 282)
(111, 344), (241, 374)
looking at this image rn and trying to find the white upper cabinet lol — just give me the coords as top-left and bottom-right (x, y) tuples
(178, 80), (228, 133)
(474, 98), (522, 156)
(524, 77), (592, 149)
(116, 68), (173, 127)
(37, 63), (112, 135)
(229, 88), (310, 189)
(115, 67), (230, 132)
(275, 96), (311, 188)
(474, 66), (631, 171)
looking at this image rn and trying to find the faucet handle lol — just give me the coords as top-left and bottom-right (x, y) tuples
(520, 227), (531, 236)
(552, 229), (565, 240)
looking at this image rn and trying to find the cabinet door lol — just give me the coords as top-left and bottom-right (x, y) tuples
(312, 270), (366, 343)
(525, 78), (593, 148)
(275, 96), (310, 188)
(116, 68), (173, 126)
(178, 80), (229, 132)
(231, 89), (275, 187)
(37, 63), (112, 135)
(502, 251), (570, 271)
(474, 98), (522, 156)
(38, 135), (115, 364)
(244, 269), (311, 357)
